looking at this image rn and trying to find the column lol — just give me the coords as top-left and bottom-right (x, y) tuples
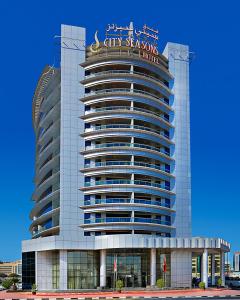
(59, 250), (68, 290)
(150, 248), (156, 286)
(211, 254), (215, 286)
(221, 251), (225, 287)
(201, 249), (208, 288)
(100, 249), (106, 288)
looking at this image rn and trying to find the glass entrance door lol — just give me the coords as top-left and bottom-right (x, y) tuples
(106, 249), (150, 288)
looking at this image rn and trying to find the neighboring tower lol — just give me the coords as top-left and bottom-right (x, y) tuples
(234, 252), (240, 271)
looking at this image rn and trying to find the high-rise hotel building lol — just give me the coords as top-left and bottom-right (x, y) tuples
(22, 23), (230, 290)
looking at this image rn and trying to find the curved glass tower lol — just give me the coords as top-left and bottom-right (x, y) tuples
(30, 66), (60, 239)
(22, 23), (230, 291)
(80, 44), (175, 237)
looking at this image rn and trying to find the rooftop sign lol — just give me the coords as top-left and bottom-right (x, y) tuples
(90, 22), (160, 64)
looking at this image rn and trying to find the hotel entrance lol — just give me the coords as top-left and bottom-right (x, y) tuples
(106, 249), (150, 288)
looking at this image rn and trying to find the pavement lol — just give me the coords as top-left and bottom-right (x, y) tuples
(1, 288), (240, 299)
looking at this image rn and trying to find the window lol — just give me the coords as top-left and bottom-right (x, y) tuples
(164, 113), (169, 121)
(84, 213), (90, 219)
(42, 218), (52, 229)
(84, 177), (91, 186)
(67, 251), (99, 289)
(22, 252), (35, 290)
(84, 159), (90, 167)
(52, 251), (59, 289)
(165, 181), (170, 189)
(165, 198), (170, 208)
(165, 164), (170, 173)
(85, 140), (91, 147)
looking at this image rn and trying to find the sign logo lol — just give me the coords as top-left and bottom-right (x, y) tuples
(90, 22), (160, 64)
(89, 30), (100, 53)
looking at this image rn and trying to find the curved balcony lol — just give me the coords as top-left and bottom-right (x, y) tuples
(83, 51), (172, 81)
(81, 199), (173, 216)
(82, 161), (173, 180)
(37, 169), (59, 188)
(36, 154), (60, 180)
(38, 101), (60, 129)
(87, 179), (169, 190)
(81, 217), (173, 233)
(82, 92), (172, 118)
(30, 189), (60, 218)
(32, 225), (60, 239)
(37, 119), (60, 145)
(84, 217), (171, 226)
(82, 198), (171, 208)
(85, 70), (168, 88)
(87, 106), (169, 122)
(38, 85), (60, 115)
(83, 124), (172, 146)
(83, 106), (172, 129)
(30, 207), (60, 231)
(84, 88), (170, 107)
(33, 172), (60, 201)
(82, 71), (172, 97)
(36, 136), (60, 165)
(82, 142), (172, 162)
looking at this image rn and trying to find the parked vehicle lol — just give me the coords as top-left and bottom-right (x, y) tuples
(225, 277), (240, 289)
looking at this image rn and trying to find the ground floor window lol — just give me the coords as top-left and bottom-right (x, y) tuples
(52, 251), (59, 289)
(67, 251), (99, 289)
(106, 249), (150, 288)
(22, 251), (35, 290)
(192, 253), (221, 286)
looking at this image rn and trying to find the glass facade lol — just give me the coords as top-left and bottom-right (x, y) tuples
(67, 251), (99, 289)
(22, 252), (35, 290)
(156, 249), (171, 287)
(52, 251), (59, 289)
(192, 254), (221, 285)
(106, 249), (150, 288)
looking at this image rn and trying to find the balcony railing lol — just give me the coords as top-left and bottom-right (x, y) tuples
(85, 142), (170, 157)
(84, 217), (171, 226)
(84, 179), (170, 190)
(85, 70), (169, 88)
(86, 124), (170, 139)
(86, 106), (170, 122)
(32, 224), (59, 237)
(85, 88), (170, 106)
(83, 198), (171, 208)
(85, 161), (170, 173)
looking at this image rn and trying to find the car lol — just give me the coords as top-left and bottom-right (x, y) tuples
(225, 277), (240, 289)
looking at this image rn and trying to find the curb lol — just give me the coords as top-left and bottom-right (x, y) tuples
(1, 296), (240, 300)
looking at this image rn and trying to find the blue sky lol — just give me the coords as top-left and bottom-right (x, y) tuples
(0, 0), (239, 263)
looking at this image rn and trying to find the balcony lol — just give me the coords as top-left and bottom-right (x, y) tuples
(83, 198), (171, 209)
(85, 124), (170, 140)
(84, 179), (170, 191)
(37, 119), (60, 144)
(84, 217), (171, 226)
(83, 142), (171, 159)
(32, 225), (59, 238)
(84, 161), (171, 174)
(84, 88), (170, 107)
(84, 106), (171, 125)
(84, 70), (170, 90)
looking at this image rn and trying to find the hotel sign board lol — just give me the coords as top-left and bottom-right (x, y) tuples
(90, 23), (160, 65)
